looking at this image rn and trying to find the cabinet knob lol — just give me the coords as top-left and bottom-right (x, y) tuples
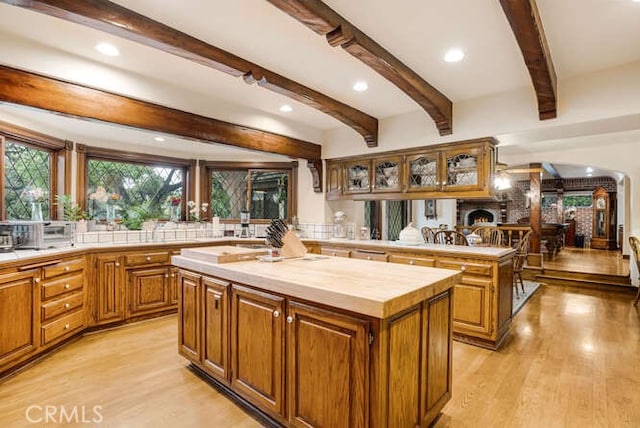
(146, 257), (151, 261)
(64, 266), (70, 272)
(171, 274), (175, 278)
(409, 260), (415, 265)
(115, 262), (121, 267)
(367, 256), (372, 260)
(64, 284), (70, 289)
(64, 324), (70, 330)
(165, 274), (169, 278)
(34, 278), (40, 283)
(273, 310), (280, 318)
(332, 252), (336, 256)
(64, 303), (70, 308)
(286, 316), (293, 324)
(460, 266), (466, 271)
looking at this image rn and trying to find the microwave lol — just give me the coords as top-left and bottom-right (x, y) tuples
(8, 221), (75, 250)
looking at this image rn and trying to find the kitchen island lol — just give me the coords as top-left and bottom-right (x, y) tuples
(172, 252), (461, 428)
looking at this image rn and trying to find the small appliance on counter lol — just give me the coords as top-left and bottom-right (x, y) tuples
(333, 211), (347, 239)
(240, 209), (250, 238)
(7, 221), (74, 250)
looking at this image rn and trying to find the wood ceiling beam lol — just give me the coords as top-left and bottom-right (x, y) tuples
(0, 65), (321, 160)
(542, 162), (562, 180)
(0, 0), (377, 147)
(266, 0), (453, 136)
(499, 0), (557, 120)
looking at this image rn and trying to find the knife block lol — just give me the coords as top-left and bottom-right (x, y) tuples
(280, 230), (307, 259)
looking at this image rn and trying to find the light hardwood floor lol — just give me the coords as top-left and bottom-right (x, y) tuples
(543, 247), (629, 277)
(1, 285), (639, 427)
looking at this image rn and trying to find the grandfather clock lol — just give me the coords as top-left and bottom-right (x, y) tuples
(591, 187), (617, 250)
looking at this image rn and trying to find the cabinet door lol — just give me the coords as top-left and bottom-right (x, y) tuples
(128, 267), (170, 317)
(405, 152), (440, 192)
(442, 146), (484, 192)
(169, 267), (179, 305)
(451, 277), (493, 338)
(231, 285), (285, 418)
(326, 160), (343, 200)
(372, 156), (403, 193)
(287, 301), (369, 428)
(0, 270), (39, 368)
(344, 160), (371, 194)
(95, 254), (125, 324)
(202, 276), (230, 383)
(178, 270), (201, 363)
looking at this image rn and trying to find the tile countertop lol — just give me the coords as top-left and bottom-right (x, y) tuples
(0, 237), (515, 264)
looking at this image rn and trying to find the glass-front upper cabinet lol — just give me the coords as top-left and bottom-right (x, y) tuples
(325, 160), (343, 200)
(442, 146), (484, 191)
(405, 152), (439, 192)
(344, 160), (371, 194)
(372, 156), (402, 193)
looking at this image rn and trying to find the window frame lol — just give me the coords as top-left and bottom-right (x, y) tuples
(0, 121), (72, 221)
(76, 145), (196, 220)
(201, 161), (298, 223)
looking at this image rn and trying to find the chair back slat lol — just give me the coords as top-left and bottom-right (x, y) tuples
(434, 230), (469, 246)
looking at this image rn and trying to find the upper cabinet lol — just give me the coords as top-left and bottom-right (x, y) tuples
(326, 137), (496, 200)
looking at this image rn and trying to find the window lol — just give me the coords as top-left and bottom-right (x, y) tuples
(1, 122), (71, 221)
(79, 146), (192, 230)
(204, 162), (297, 222)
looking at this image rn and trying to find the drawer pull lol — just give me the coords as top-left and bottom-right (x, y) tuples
(409, 260), (415, 265)
(170, 274), (175, 278)
(286, 316), (293, 324)
(367, 256), (372, 260)
(64, 303), (70, 308)
(115, 262), (121, 267)
(165, 274), (169, 278)
(332, 252), (336, 256)
(64, 324), (70, 330)
(460, 266), (466, 271)
(146, 257), (151, 261)
(64, 284), (70, 289)
(64, 266), (70, 272)
(35, 278), (40, 283)
(273, 310), (280, 318)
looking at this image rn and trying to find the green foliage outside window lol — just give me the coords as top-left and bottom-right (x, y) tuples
(87, 159), (183, 230)
(3, 142), (51, 220)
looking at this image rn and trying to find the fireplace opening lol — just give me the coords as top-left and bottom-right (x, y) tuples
(467, 209), (495, 225)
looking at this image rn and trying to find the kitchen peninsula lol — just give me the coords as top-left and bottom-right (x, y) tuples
(172, 251), (460, 427)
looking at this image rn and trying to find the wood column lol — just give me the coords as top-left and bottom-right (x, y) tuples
(529, 163), (542, 267)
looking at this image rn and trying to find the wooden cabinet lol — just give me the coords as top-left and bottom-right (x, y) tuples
(326, 137), (496, 200)
(202, 276), (230, 383)
(94, 253), (125, 324)
(38, 257), (86, 347)
(178, 270), (201, 363)
(0, 270), (39, 369)
(352, 249), (388, 262)
(128, 267), (171, 317)
(320, 247), (351, 258)
(286, 300), (369, 428)
(231, 285), (285, 418)
(169, 266), (179, 305)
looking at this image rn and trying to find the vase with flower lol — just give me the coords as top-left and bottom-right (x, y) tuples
(21, 187), (48, 221)
(167, 195), (182, 222)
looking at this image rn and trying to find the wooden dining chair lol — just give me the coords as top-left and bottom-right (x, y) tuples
(421, 226), (436, 243)
(434, 230), (469, 246)
(628, 236), (640, 306)
(513, 231), (532, 297)
(473, 226), (502, 246)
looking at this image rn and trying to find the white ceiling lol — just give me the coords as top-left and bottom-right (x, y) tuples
(0, 0), (639, 174)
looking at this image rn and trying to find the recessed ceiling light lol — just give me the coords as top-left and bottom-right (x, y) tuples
(444, 48), (464, 63)
(352, 81), (368, 92)
(585, 166), (593, 173)
(95, 42), (120, 57)
(279, 105), (293, 113)
(154, 136), (165, 142)
(587, 173), (593, 177)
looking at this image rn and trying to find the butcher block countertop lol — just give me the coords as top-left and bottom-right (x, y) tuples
(172, 252), (461, 319)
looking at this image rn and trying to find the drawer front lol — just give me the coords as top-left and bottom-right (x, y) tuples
(42, 258), (84, 280)
(41, 310), (84, 346)
(125, 252), (170, 267)
(41, 292), (84, 322)
(388, 254), (436, 267)
(320, 247), (351, 258)
(436, 257), (493, 276)
(41, 274), (84, 300)
(351, 250), (388, 262)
